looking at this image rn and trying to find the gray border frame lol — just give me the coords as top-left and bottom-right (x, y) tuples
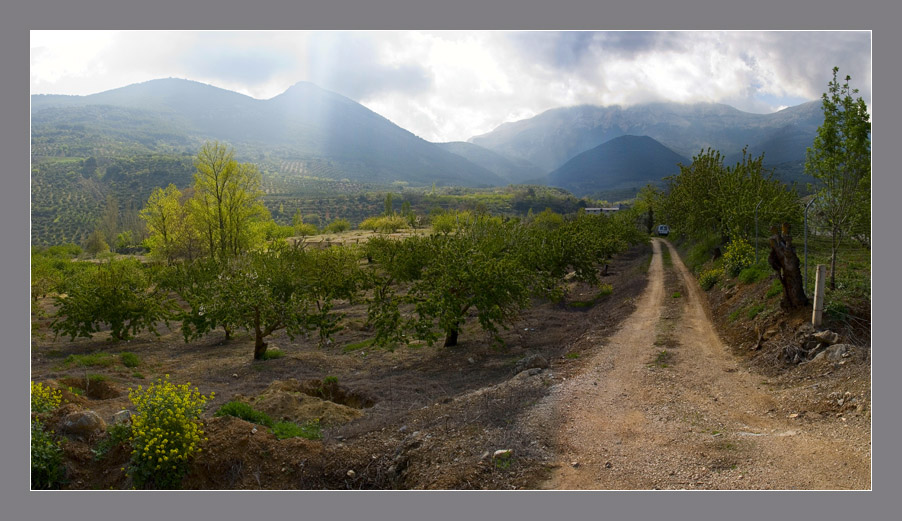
(6, 1), (896, 520)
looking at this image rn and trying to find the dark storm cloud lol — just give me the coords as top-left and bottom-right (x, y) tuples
(509, 31), (684, 71)
(307, 33), (433, 100)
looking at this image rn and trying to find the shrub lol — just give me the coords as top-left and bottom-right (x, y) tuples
(766, 279), (783, 299)
(214, 401), (274, 428)
(31, 381), (62, 413)
(260, 349), (284, 361)
(271, 419), (322, 440)
(63, 352), (116, 368)
(746, 303), (766, 320)
(722, 238), (754, 277)
(323, 219), (351, 234)
(120, 352), (141, 368)
(737, 264), (771, 285)
(31, 419), (64, 489)
(93, 422), (132, 460)
(698, 269), (720, 291)
(127, 376), (211, 489)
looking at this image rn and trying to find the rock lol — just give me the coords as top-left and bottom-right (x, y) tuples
(60, 410), (106, 438)
(112, 410), (131, 424)
(763, 328), (779, 341)
(481, 451), (491, 461)
(347, 470), (356, 478)
(813, 330), (840, 345)
(812, 344), (852, 362)
(467, 357), (475, 364)
(571, 461), (580, 468)
(514, 354), (549, 374)
(493, 449), (513, 460)
(232, 373), (239, 378)
(527, 368), (543, 376)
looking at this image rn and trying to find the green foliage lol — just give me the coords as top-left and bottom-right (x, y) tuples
(31, 381), (63, 413)
(746, 303), (766, 320)
(323, 219), (351, 234)
(698, 269), (721, 291)
(120, 352), (141, 368)
(672, 291), (682, 298)
(271, 419), (322, 440)
(661, 148), (801, 243)
(63, 352), (116, 368)
(127, 376), (211, 489)
(722, 239), (755, 278)
(737, 264), (772, 285)
(51, 258), (177, 341)
(261, 349), (284, 360)
(766, 279), (783, 299)
(214, 401), (274, 428)
(84, 229), (110, 257)
(31, 419), (65, 489)
(805, 67), (871, 289)
(93, 422), (132, 460)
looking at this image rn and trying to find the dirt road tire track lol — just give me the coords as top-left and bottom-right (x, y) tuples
(537, 238), (870, 489)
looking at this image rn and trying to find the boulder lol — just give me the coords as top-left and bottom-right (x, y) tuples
(514, 354), (549, 374)
(812, 344), (852, 362)
(112, 410), (132, 425)
(813, 330), (841, 345)
(60, 410), (106, 438)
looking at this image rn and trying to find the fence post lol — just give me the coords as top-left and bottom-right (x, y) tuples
(812, 264), (827, 328)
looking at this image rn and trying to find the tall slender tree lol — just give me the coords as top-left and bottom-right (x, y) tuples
(805, 67), (871, 289)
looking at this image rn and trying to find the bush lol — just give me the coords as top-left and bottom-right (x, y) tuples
(698, 269), (720, 291)
(323, 219), (351, 234)
(120, 352), (141, 368)
(766, 279), (783, 299)
(214, 401), (274, 428)
(260, 349), (284, 361)
(31, 419), (64, 489)
(271, 419), (322, 440)
(127, 376), (211, 489)
(31, 381), (62, 413)
(737, 264), (771, 285)
(722, 238), (755, 277)
(63, 352), (116, 368)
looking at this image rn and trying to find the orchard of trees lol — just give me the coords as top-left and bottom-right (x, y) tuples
(37, 141), (648, 359)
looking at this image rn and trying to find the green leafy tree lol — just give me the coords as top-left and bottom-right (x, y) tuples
(51, 259), (176, 341)
(635, 183), (662, 234)
(140, 184), (203, 263)
(84, 229), (110, 257)
(189, 141), (267, 260)
(805, 67), (871, 289)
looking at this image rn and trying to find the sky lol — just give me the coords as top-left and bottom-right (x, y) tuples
(30, 30), (871, 143)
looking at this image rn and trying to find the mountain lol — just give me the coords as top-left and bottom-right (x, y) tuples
(469, 101), (824, 180)
(434, 141), (547, 184)
(31, 78), (506, 187)
(546, 135), (688, 197)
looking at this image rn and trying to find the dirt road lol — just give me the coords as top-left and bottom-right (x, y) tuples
(539, 238), (870, 489)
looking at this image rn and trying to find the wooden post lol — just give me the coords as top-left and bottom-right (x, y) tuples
(812, 264), (827, 327)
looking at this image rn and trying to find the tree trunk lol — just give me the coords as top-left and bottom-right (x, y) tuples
(253, 331), (267, 360)
(444, 327), (459, 347)
(767, 223), (809, 309)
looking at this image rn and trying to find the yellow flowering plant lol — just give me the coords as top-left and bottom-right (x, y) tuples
(31, 381), (62, 413)
(127, 375), (212, 488)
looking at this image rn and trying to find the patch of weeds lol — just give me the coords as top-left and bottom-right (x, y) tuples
(825, 301), (849, 320)
(672, 291), (682, 298)
(746, 303), (765, 320)
(63, 352), (115, 368)
(214, 401), (274, 428)
(661, 247), (673, 268)
(565, 352), (580, 360)
(651, 349), (673, 368)
(261, 349), (284, 361)
(571, 284), (613, 308)
(271, 419), (322, 440)
(31, 419), (65, 489)
(45, 349), (66, 359)
(86, 373), (107, 385)
(93, 422), (131, 460)
(493, 451), (514, 469)
(698, 269), (721, 291)
(66, 386), (84, 396)
(639, 252), (653, 274)
(343, 338), (375, 352)
(765, 279), (783, 299)
(738, 264), (771, 285)
(132, 372), (145, 379)
(119, 352), (141, 368)
(728, 309), (742, 322)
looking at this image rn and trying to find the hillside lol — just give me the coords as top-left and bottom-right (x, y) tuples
(435, 141), (547, 184)
(469, 101), (823, 180)
(546, 135), (687, 197)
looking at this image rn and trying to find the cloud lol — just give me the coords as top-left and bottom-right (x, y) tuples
(179, 34), (299, 84)
(306, 32), (433, 101)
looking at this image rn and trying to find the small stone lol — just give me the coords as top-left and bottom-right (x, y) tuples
(605, 461), (613, 469)
(347, 470), (356, 478)
(112, 410), (132, 424)
(571, 461), (580, 468)
(788, 413), (799, 418)
(232, 373), (239, 378)
(251, 427), (258, 434)
(467, 357), (475, 364)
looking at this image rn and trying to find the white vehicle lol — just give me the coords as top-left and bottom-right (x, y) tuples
(656, 224), (670, 236)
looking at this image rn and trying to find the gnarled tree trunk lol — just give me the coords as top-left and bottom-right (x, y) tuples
(767, 223), (809, 309)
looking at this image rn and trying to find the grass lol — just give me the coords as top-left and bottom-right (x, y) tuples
(672, 291), (682, 298)
(570, 284), (613, 308)
(63, 352), (115, 368)
(261, 349), (284, 360)
(343, 338), (375, 352)
(214, 401), (275, 428)
(737, 264), (772, 285)
(86, 373), (107, 384)
(746, 303), (766, 320)
(565, 352), (580, 359)
(765, 279), (783, 299)
(119, 352), (140, 368)
(271, 419), (323, 441)
(661, 247), (673, 268)
(728, 309), (742, 322)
